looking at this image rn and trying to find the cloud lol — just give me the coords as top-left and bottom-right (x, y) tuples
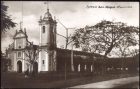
(1, 1), (139, 53)
(22, 15), (40, 44)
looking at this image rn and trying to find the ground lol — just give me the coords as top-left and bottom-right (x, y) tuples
(70, 76), (139, 88)
(1, 72), (139, 88)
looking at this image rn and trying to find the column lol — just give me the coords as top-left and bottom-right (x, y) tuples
(45, 52), (49, 71)
(22, 52), (25, 72)
(39, 26), (42, 46)
(14, 52), (17, 71)
(38, 51), (41, 72)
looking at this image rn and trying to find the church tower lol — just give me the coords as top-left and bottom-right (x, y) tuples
(38, 8), (57, 72)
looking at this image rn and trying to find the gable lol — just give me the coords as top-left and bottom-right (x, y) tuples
(13, 30), (27, 39)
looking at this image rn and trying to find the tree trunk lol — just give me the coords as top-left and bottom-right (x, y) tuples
(104, 42), (115, 57)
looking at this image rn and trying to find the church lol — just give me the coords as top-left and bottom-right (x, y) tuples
(6, 7), (103, 73)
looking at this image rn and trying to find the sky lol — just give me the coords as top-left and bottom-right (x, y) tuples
(1, 1), (139, 57)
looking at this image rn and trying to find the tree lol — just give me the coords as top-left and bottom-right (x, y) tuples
(1, 1), (16, 33)
(71, 20), (139, 57)
(23, 42), (40, 75)
(1, 52), (11, 72)
(112, 46), (139, 58)
(127, 48), (139, 57)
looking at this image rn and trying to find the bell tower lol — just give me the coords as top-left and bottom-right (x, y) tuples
(39, 9), (56, 48)
(38, 7), (57, 72)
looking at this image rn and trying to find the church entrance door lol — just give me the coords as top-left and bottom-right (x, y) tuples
(17, 61), (22, 73)
(33, 62), (38, 73)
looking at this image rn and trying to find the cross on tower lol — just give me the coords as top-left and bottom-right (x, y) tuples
(20, 21), (23, 30)
(44, 1), (49, 11)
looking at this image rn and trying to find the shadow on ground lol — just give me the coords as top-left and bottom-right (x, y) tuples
(1, 72), (139, 88)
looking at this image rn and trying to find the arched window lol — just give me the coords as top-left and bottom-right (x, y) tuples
(42, 60), (45, 65)
(17, 51), (22, 57)
(42, 26), (45, 33)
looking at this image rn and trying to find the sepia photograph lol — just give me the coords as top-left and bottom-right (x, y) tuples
(1, 1), (139, 88)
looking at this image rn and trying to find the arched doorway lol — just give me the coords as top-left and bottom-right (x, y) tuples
(17, 61), (22, 73)
(33, 62), (38, 73)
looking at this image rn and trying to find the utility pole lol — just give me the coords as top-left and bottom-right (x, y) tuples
(19, 21), (23, 30)
(71, 44), (74, 72)
(44, 1), (49, 10)
(65, 57), (66, 80)
(55, 19), (76, 80)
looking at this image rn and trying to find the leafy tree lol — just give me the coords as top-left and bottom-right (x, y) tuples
(127, 48), (139, 57)
(1, 1), (16, 33)
(71, 20), (139, 57)
(112, 46), (139, 58)
(1, 52), (11, 72)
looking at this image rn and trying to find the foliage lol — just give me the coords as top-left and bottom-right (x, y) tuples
(127, 48), (139, 57)
(1, 53), (11, 72)
(1, 2), (16, 33)
(71, 20), (139, 57)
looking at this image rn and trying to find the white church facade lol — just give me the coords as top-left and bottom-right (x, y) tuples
(6, 8), (57, 73)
